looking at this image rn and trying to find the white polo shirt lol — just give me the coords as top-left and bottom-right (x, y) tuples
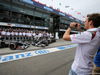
(32, 33), (36, 36)
(70, 28), (100, 75)
(26, 33), (29, 37)
(50, 33), (52, 37)
(7, 32), (10, 36)
(11, 32), (14, 36)
(23, 32), (26, 36)
(38, 33), (42, 37)
(19, 32), (22, 36)
(28, 33), (32, 37)
(15, 32), (18, 36)
(1, 31), (6, 35)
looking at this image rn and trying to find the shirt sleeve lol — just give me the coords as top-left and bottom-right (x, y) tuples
(70, 31), (92, 44)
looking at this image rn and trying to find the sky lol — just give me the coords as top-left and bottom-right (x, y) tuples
(34, 0), (100, 21)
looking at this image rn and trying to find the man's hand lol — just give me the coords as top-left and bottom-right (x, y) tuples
(70, 22), (82, 31)
(70, 22), (77, 28)
(76, 23), (81, 31)
(63, 22), (82, 41)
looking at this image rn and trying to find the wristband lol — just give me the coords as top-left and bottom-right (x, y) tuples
(69, 26), (73, 29)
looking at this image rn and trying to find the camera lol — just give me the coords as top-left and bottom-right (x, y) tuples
(75, 24), (78, 27)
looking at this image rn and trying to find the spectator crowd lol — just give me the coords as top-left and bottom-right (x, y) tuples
(0, 27), (54, 43)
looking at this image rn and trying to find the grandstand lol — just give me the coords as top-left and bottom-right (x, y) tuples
(0, 0), (85, 38)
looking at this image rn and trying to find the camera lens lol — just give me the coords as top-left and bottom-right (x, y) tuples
(75, 24), (78, 27)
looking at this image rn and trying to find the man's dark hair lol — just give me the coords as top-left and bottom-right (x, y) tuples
(87, 13), (100, 27)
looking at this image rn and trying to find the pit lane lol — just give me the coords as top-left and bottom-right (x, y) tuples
(0, 39), (72, 55)
(0, 39), (76, 75)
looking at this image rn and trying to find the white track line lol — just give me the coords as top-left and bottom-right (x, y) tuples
(0, 44), (77, 63)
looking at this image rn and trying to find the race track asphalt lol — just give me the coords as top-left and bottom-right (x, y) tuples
(0, 39), (76, 75)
